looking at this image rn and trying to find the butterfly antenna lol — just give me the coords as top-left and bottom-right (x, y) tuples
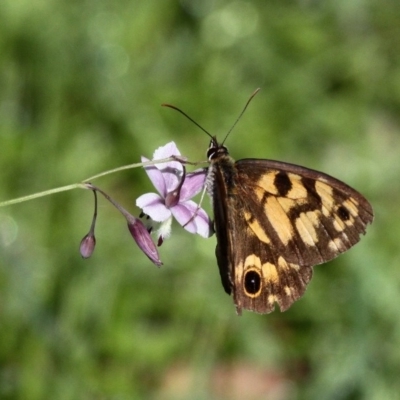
(162, 103), (213, 140)
(221, 87), (260, 145)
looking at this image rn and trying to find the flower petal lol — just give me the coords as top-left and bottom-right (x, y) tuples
(152, 142), (184, 193)
(153, 141), (181, 160)
(179, 168), (207, 202)
(141, 156), (167, 197)
(156, 216), (173, 245)
(160, 164), (183, 194)
(142, 142), (185, 196)
(171, 201), (212, 237)
(136, 193), (171, 222)
(191, 207), (213, 238)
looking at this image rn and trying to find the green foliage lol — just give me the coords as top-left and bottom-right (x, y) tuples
(1, 0), (399, 399)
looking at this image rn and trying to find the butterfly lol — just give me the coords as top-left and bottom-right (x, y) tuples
(164, 90), (374, 315)
(206, 138), (373, 314)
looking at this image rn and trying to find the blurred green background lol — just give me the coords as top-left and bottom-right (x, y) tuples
(0, 0), (399, 399)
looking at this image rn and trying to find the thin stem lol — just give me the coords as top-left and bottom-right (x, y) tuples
(0, 183), (86, 207)
(84, 183), (132, 221)
(82, 157), (176, 182)
(0, 156), (185, 208)
(89, 189), (98, 233)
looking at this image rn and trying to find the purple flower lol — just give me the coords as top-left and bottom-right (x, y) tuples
(136, 142), (212, 244)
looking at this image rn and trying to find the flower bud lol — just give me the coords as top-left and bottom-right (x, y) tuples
(79, 233), (96, 258)
(127, 217), (163, 266)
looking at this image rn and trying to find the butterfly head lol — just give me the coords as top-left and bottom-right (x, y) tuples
(207, 137), (229, 161)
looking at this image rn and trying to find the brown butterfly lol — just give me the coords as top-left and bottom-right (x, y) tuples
(206, 139), (373, 314)
(165, 90), (374, 314)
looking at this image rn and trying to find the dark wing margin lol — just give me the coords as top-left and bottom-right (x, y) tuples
(230, 158), (373, 314)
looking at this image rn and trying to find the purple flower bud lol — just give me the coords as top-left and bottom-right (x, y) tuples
(127, 217), (163, 267)
(80, 233), (96, 258)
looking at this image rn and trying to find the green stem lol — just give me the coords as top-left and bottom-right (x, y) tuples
(0, 156), (186, 208)
(82, 157), (175, 182)
(0, 183), (86, 207)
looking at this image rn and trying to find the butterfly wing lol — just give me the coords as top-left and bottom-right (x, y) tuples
(214, 158), (373, 314)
